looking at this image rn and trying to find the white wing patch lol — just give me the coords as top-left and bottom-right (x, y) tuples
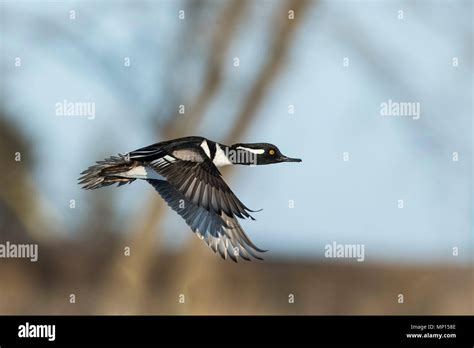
(213, 144), (233, 167)
(236, 146), (265, 155)
(200, 140), (211, 158)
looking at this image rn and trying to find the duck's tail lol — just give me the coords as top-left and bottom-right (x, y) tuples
(78, 154), (138, 190)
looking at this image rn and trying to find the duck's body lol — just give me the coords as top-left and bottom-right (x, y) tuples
(79, 136), (301, 262)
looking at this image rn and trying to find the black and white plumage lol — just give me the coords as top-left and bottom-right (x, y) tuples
(79, 136), (301, 262)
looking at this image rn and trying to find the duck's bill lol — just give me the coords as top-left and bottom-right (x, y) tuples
(280, 155), (302, 163)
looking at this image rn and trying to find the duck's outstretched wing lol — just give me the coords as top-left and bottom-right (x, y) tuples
(141, 153), (258, 221)
(148, 179), (266, 262)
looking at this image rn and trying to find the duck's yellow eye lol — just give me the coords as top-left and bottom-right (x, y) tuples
(269, 149), (275, 155)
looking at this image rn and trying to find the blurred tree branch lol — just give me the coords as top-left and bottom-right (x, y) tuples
(162, 0), (248, 136)
(157, 0), (311, 314)
(98, 0), (249, 314)
(0, 116), (56, 241)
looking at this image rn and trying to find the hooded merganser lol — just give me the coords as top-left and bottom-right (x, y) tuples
(79, 136), (302, 262)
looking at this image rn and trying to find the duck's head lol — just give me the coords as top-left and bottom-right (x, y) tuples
(230, 143), (302, 165)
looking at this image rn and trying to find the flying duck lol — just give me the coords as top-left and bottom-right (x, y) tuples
(79, 136), (301, 262)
